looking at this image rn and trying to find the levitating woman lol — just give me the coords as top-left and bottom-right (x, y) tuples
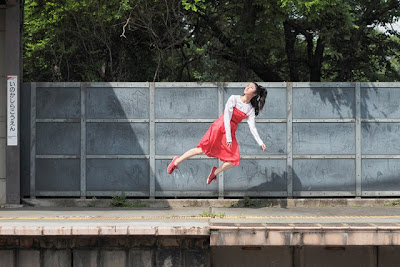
(167, 82), (267, 184)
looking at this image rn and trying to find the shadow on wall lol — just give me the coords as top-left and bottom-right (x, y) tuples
(306, 86), (355, 119)
(21, 83), (149, 197)
(306, 84), (400, 194)
(307, 84), (394, 131)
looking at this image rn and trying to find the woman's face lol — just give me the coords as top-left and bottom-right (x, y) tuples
(244, 83), (258, 97)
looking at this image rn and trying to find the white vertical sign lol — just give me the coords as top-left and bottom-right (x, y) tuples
(7, 76), (18, 146)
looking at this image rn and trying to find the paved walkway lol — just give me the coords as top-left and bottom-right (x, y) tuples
(2, 206), (400, 222)
(1, 206), (400, 230)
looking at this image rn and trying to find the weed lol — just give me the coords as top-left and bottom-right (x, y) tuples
(230, 201), (239, 208)
(110, 192), (150, 208)
(243, 196), (256, 207)
(111, 192), (128, 207)
(199, 211), (212, 217)
(199, 211), (226, 218)
(384, 201), (400, 207)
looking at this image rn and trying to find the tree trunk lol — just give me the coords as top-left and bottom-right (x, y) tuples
(310, 37), (324, 82)
(283, 20), (299, 81)
(238, 0), (256, 81)
(337, 28), (362, 81)
(306, 34), (324, 82)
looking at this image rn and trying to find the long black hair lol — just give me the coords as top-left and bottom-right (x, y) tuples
(249, 82), (267, 116)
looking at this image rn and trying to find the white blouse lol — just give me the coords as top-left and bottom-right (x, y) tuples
(223, 95), (264, 146)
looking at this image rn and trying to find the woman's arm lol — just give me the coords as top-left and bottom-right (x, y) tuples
(247, 109), (264, 146)
(224, 95), (236, 143)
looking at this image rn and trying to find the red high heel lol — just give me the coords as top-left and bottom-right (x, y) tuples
(206, 167), (218, 184)
(167, 156), (179, 174)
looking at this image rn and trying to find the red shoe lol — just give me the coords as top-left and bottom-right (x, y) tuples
(167, 156), (179, 174)
(206, 166), (218, 184)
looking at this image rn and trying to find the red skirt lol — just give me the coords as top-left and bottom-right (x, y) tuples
(197, 108), (247, 166)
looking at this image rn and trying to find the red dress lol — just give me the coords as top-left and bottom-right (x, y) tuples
(197, 107), (248, 166)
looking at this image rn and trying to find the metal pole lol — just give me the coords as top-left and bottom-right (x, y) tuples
(355, 82), (362, 198)
(218, 82), (224, 199)
(149, 82), (156, 199)
(30, 82), (36, 199)
(5, 0), (22, 204)
(80, 83), (86, 198)
(286, 82), (293, 198)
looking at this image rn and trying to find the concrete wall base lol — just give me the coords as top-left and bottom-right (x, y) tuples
(0, 236), (210, 267)
(1, 236), (400, 267)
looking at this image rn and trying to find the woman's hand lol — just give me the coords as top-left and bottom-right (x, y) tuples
(261, 143), (266, 152)
(226, 142), (232, 148)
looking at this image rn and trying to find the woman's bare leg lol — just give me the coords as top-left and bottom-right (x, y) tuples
(214, 162), (235, 175)
(175, 147), (203, 166)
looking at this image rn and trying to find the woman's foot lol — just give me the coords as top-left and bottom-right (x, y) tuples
(167, 156), (179, 174)
(206, 166), (218, 184)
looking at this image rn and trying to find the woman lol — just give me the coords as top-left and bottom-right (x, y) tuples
(167, 82), (267, 184)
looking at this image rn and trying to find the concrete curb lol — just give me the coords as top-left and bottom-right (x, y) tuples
(2, 223), (400, 246)
(210, 225), (400, 246)
(20, 198), (400, 209)
(0, 225), (210, 236)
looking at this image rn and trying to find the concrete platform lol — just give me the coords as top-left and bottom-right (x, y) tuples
(1, 206), (400, 246)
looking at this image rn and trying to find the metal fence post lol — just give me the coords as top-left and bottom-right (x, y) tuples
(286, 82), (293, 198)
(80, 82), (86, 198)
(30, 82), (36, 199)
(149, 82), (156, 199)
(355, 82), (362, 198)
(218, 82), (224, 199)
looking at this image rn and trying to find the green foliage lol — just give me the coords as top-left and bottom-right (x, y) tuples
(182, 0), (206, 13)
(110, 192), (150, 208)
(384, 201), (400, 207)
(230, 201), (239, 208)
(243, 196), (252, 207)
(199, 211), (226, 218)
(23, 0), (400, 82)
(110, 192), (128, 207)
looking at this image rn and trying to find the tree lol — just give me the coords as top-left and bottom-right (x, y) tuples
(23, 0), (400, 82)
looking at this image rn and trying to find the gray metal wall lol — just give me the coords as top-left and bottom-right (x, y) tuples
(20, 82), (400, 198)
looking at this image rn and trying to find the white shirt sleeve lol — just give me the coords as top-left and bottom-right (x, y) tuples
(247, 108), (264, 146)
(223, 95), (236, 143)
